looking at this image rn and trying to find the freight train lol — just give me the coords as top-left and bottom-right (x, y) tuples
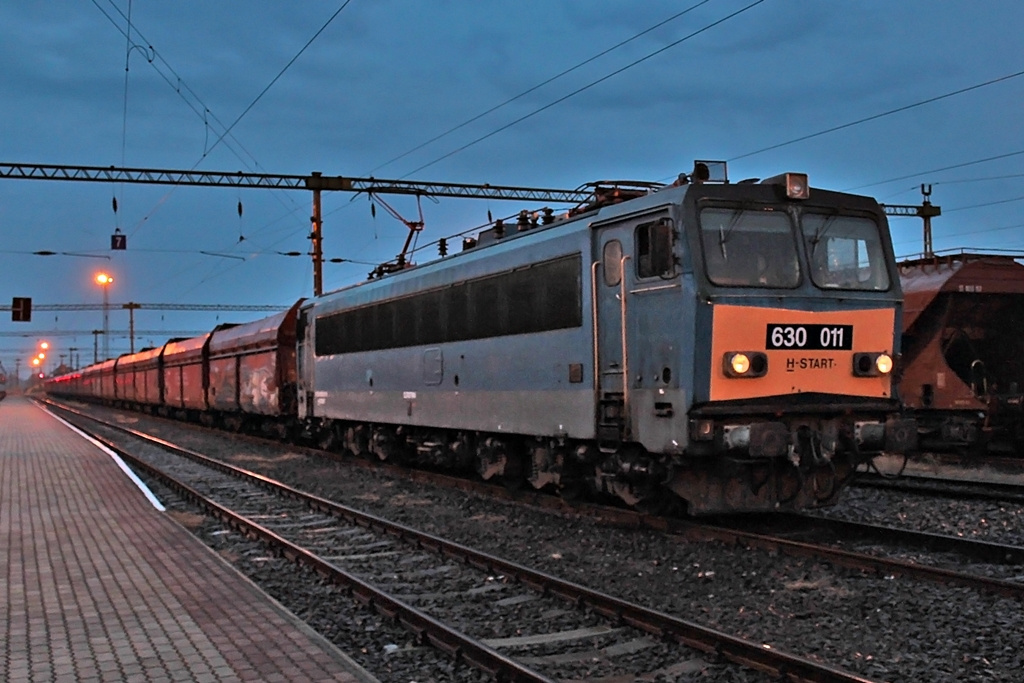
(45, 161), (917, 514)
(898, 251), (1024, 453)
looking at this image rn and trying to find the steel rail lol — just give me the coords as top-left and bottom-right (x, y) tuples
(773, 513), (1024, 565)
(56, 407), (557, 683)
(669, 518), (1024, 601)
(47, 400), (880, 683)
(856, 474), (1024, 506)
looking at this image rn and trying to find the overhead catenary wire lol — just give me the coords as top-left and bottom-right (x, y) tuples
(87, 1), (354, 304)
(91, 0), (258, 173)
(368, 0), (715, 175)
(730, 68), (1024, 162)
(203, 1), (353, 160)
(402, 0), (768, 178)
(843, 148), (1024, 192)
(91, 1), (351, 248)
(92, 0), (310, 257)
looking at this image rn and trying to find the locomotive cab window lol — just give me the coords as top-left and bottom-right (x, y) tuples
(802, 214), (890, 291)
(635, 219), (675, 279)
(602, 240), (623, 286)
(699, 208), (800, 288)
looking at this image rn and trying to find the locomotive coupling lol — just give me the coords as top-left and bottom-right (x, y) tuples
(854, 417), (918, 453)
(884, 417), (918, 453)
(720, 422), (790, 458)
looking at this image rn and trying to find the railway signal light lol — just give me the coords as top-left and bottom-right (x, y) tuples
(11, 296), (31, 322)
(438, 238), (448, 257)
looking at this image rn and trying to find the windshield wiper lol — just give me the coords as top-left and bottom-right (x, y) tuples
(718, 209), (745, 258)
(809, 214), (839, 253)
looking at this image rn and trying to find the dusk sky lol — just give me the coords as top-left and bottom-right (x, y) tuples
(1, 1), (1022, 377)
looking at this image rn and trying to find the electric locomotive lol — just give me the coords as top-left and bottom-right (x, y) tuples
(298, 161), (916, 514)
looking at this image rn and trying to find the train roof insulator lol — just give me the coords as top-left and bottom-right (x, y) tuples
(761, 172), (810, 200)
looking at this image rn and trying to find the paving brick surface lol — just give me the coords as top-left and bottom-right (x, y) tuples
(0, 396), (374, 682)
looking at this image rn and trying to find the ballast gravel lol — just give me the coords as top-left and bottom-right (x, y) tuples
(101, 409), (1024, 682)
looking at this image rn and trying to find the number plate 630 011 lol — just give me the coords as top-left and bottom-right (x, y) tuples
(765, 324), (853, 350)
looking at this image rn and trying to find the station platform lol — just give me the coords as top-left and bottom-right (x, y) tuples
(0, 394), (377, 683)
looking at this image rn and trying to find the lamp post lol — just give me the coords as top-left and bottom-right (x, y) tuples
(95, 273), (113, 360)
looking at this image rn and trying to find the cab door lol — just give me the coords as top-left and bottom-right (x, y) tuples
(593, 215), (677, 451)
(594, 227), (633, 449)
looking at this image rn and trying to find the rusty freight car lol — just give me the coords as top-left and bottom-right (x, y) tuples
(899, 251), (1024, 453)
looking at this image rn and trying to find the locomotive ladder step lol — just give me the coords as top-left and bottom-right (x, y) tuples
(598, 393), (626, 453)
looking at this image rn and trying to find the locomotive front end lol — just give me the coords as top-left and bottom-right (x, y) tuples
(667, 173), (916, 513)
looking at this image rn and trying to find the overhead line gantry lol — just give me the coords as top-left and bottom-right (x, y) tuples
(0, 162), (593, 296)
(2, 162), (941, 289)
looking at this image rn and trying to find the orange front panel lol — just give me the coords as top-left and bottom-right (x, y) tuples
(709, 304), (895, 401)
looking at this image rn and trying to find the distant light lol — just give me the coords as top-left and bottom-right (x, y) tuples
(40, 341), (49, 350)
(31, 358), (40, 366)
(95, 272), (114, 286)
(37, 352), (45, 360)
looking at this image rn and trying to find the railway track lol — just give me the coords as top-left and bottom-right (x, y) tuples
(856, 472), (1024, 505)
(694, 514), (1024, 599)
(47, 398), (1024, 597)
(46, 401), (881, 683)
(861, 452), (1024, 504)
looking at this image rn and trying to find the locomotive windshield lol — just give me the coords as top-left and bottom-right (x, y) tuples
(700, 208), (800, 288)
(802, 213), (890, 291)
(699, 207), (890, 291)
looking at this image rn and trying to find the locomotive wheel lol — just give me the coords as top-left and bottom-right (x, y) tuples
(502, 452), (526, 491)
(558, 478), (586, 502)
(634, 488), (676, 516)
(317, 424), (341, 452)
(810, 464), (837, 502)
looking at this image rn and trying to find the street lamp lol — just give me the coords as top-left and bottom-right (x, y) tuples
(95, 272), (114, 360)
(33, 339), (49, 377)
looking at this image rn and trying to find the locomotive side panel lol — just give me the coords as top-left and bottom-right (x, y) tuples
(308, 225), (595, 439)
(312, 331), (594, 437)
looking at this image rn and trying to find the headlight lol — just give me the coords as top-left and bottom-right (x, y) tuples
(731, 353), (750, 374)
(723, 351), (768, 378)
(875, 353), (893, 374)
(853, 352), (893, 377)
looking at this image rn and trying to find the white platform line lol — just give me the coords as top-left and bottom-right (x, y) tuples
(38, 403), (167, 511)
